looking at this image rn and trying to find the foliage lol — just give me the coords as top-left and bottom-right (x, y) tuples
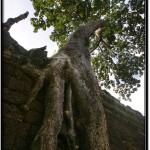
(30, 0), (145, 101)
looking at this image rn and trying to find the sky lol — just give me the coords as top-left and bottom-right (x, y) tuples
(3, 0), (145, 116)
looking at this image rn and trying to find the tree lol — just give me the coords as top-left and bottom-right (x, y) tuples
(30, 0), (145, 101)
(19, 20), (110, 150)
(3, 12), (111, 148)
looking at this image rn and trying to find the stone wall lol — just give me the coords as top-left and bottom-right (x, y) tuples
(100, 90), (145, 150)
(2, 58), (45, 150)
(2, 31), (45, 150)
(2, 31), (145, 150)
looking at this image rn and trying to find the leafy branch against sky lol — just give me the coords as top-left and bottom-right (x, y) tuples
(30, 0), (145, 101)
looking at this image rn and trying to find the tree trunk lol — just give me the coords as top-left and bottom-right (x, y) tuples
(23, 20), (110, 150)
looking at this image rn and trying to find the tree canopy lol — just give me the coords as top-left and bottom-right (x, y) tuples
(30, 0), (145, 101)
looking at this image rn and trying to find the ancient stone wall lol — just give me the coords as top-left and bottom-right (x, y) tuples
(101, 90), (145, 150)
(2, 31), (46, 150)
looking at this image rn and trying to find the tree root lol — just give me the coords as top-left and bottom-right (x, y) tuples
(64, 82), (79, 149)
(20, 69), (46, 112)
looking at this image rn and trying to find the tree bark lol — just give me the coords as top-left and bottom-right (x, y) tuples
(23, 20), (110, 150)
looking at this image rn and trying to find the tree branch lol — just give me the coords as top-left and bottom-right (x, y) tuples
(3, 11), (29, 31)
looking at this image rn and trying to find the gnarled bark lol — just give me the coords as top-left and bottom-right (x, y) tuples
(22, 20), (110, 150)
